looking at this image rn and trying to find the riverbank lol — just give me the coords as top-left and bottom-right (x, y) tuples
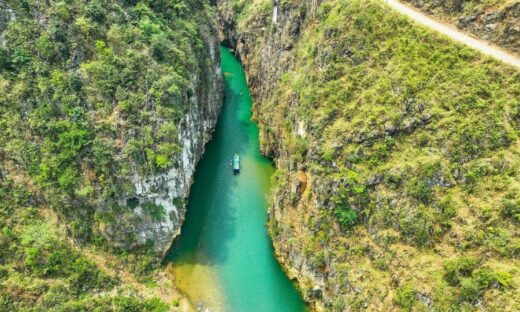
(165, 47), (306, 312)
(217, 0), (520, 310)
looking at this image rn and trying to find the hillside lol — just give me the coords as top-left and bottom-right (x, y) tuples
(0, 0), (220, 310)
(218, 0), (520, 310)
(401, 0), (520, 55)
(2, 0), (519, 310)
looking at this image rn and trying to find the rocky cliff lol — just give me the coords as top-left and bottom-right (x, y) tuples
(219, 0), (520, 310)
(0, 0), (223, 257)
(0, 1), (222, 310)
(100, 35), (223, 256)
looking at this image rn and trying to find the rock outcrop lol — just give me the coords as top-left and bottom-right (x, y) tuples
(101, 35), (224, 256)
(218, 0), (520, 310)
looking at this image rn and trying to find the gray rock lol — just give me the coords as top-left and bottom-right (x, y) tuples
(100, 32), (224, 257)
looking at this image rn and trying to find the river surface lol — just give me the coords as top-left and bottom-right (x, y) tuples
(165, 47), (306, 312)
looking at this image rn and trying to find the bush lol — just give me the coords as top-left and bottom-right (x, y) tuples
(399, 204), (436, 247)
(66, 258), (114, 294)
(143, 297), (169, 312)
(312, 251), (327, 268)
(394, 284), (415, 311)
(473, 268), (512, 289)
(502, 191), (520, 222)
(334, 207), (357, 229)
(405, 178), (433, 204)
(459, 277), (480, 302)
(443, 257), (511, 302)
(443, 256), (477, 286)
(142, 202), (166, 221)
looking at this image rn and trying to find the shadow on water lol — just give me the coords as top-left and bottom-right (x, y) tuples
(164, 46), (306, 312)
(166, 66), (252, 267)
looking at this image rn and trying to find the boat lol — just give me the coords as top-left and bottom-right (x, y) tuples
(233, 153), (240, 175)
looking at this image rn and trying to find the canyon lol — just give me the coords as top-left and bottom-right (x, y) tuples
(1, 0), (519, 311)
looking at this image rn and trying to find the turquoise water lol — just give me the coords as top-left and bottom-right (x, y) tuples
(165, 47), (306, 312)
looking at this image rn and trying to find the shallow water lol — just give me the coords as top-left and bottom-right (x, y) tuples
(165, 47), (306, 312)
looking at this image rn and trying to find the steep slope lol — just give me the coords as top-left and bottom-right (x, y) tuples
(219, 0), (520, 310)
(1, 0), (221, 310)
(0, 187), (189, 311)
(385, 0), (520, 68)
(0, 0), (222, 254)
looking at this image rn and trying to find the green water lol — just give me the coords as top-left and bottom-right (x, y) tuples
(165, 47), (306, 312)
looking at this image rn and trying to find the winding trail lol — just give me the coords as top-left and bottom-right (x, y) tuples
(384, 0), (520, 69)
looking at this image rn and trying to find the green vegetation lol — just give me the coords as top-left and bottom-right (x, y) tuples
(394, 284), (415, 312)
(443, 256), (512, 303)
(0, 0), (214, 242)
(230, 0), (520, 309)
(0, 178), (173, 311)
(142, 202), (166, 221)
(401, 0), (520, 54)
(0, 0), (215, 310)
(334, 207), (357, 229)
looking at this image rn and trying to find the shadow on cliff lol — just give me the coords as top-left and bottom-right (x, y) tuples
(164, 67), (254, 267)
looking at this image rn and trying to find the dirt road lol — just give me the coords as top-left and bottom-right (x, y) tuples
(385, 0), (520, 69)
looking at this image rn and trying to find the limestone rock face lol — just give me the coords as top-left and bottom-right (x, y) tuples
(0, 2), (224, 258)
(217, 1), (332, 310)
(101, 34), (224, 256)
(0, 3), (15, 47)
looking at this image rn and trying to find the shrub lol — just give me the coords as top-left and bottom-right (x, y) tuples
(501, 191), (520, 222)
(459, 277), (480, 302)
(334, 207), (357, 229)
(155, 154), (171, 169)
(394, 284), (415, 311)
(443, 256), (477, 286)
(142, 202), (166, 221)
(143, 297), (169, 312)
(405, 178), (433, 204)
(312, 251), (327, 268)
(491, 271), (512, 288)
(66, 258), (114, 294)
(399, 204), (436, 247)
(473, 268), (512, 289)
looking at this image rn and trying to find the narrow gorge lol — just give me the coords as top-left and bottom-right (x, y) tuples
(165, 46), (306, 312)
(1, 0), (519, 311)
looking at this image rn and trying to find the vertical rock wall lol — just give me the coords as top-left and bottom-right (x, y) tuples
(217, 1), (331, 309)
(100, 32), (224, 256)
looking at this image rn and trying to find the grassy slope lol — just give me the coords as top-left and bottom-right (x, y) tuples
(233, 0), (520, 310)
(400, 0), (520, 54)
(411, 0), (515, 15)
(0, 177), (188, 311)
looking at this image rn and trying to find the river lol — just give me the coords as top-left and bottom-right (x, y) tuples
(165, 47), (307, 312)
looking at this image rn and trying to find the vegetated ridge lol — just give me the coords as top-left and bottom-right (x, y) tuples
(218, 0), (520, 310)
(0, 0), (221, 310)
(385, 0), (520, 69)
